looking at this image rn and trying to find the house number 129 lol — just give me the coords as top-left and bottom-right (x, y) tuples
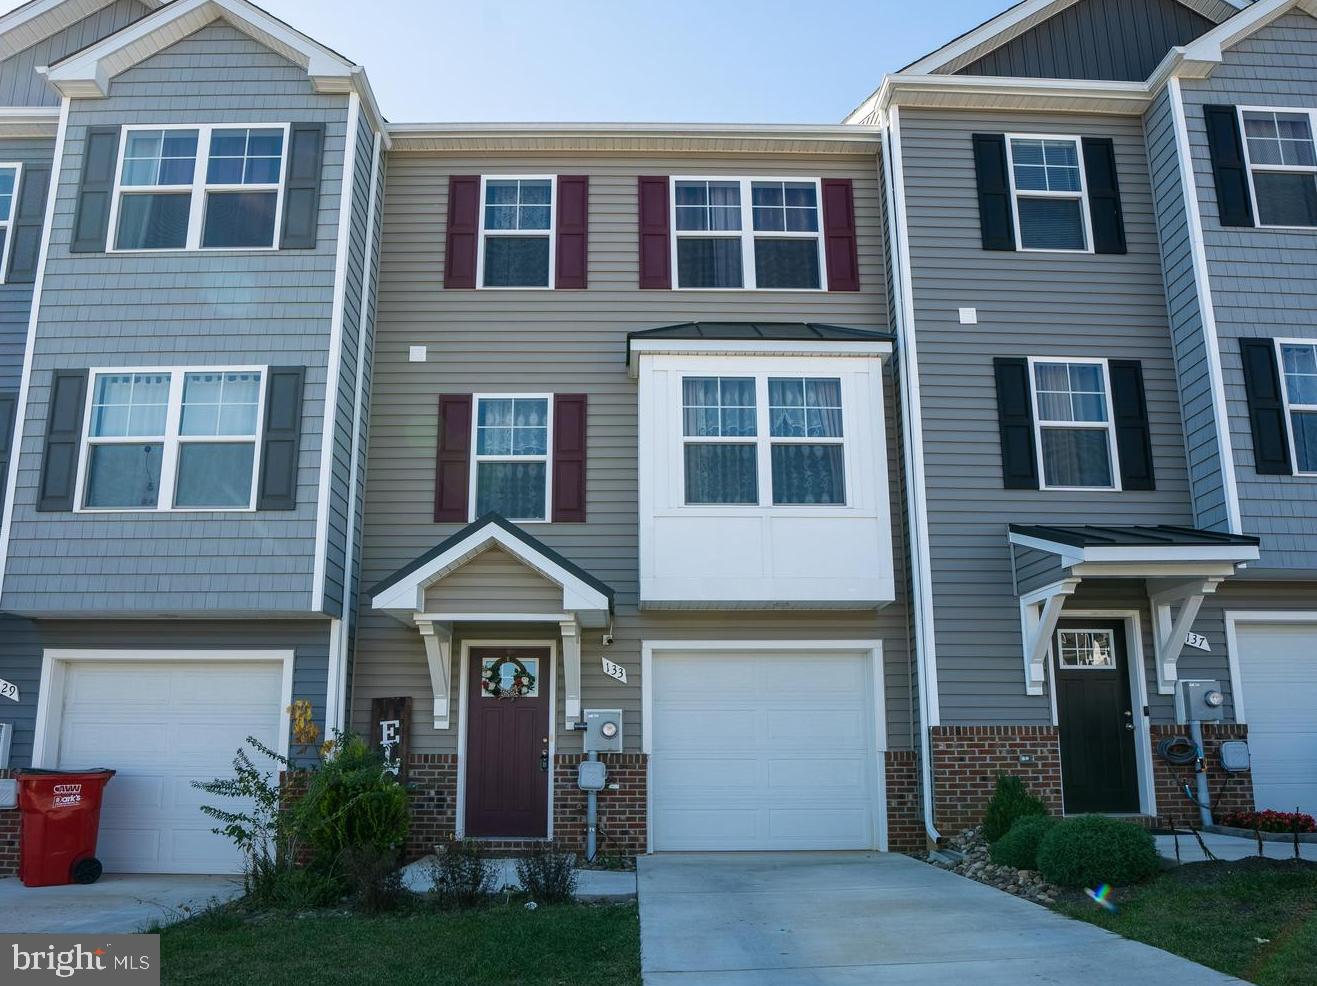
(0, 678), (18, 702)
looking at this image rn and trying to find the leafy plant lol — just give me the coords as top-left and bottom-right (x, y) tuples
(341, 845), (407, 914)
(192, 736), (307, 903)
(981, 774), (1047, 843)
(516, 845), (578, 904)
(291, 732), (410, 874)
(990, 814), (1058, 870)
(1219, 809), (1316, 834)
(428, 839), (496, 908)
(1037, 815), (1160, 887)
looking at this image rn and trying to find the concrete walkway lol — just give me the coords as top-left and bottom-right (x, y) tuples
(1157, 830), (1317, 864)
(401, 854), (636, 900)
(638, 853), (1244, 985)
(0, 874), (243, 933)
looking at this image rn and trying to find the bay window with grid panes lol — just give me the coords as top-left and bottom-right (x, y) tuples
(1006, 136), (1092, 251)
(111, 124), (288, 251)
(1029, 358), (1118, 490)
(479, 177), (553, 287)
(672, 177), (824, 289)
(78, 368), (264, 510)
(1240, 109), (1317, 227)
(472, 395), (551, 520)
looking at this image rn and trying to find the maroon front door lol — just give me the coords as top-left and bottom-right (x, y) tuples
(465, 647), (550, 837)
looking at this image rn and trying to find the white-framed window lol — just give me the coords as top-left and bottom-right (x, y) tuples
(1006, 135), (1092, 252)
(76, 366), (265, 511)
(477, 176), (554, 288)
(1238, 107), (1317, 228)
(671, 176), (824, 290)
(1277, 339), (1317, 474)
(109, 124), (289, 252)
(681, 374), (846, 505)
(471, 394), (552, 521)
(0, 162), (22, 283)
(1028, 357), (1119, 490)
(1056, 629), (1117, 669)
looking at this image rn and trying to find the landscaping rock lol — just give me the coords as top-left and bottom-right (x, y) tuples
(924, 826), (1063, 905)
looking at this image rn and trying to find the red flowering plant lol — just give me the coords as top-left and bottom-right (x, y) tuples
(1219, 809), (1317, 833)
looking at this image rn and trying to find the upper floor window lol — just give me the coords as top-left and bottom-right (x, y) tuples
(1279, 341), (1317, 473)
(681, 374), (845, 505)
(1006, 136), (1091, 252)
(78, 367), (264, 511)
(672, 177), (823, 290)
(472, 395), (551, 520)
(1240, 109), (1317, 228)
(1030, 359), (1117, 490)
(111, 124), (288, 252)
(479, 177), (553, 287)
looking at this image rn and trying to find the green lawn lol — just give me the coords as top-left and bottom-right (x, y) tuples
(159, 901), (641, 986)
(1054, 858), (1317, 985)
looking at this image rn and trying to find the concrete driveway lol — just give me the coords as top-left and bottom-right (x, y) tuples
(638, 853), (1243, 985)
(0, 874), (243, 933)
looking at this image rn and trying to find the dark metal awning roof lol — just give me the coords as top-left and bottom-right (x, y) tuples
(627, 322), (894, 367)
(1008, 524), (1260, 550)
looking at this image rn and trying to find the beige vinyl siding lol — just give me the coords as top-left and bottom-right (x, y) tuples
(423, 546), (565, 614)
(353, 150), (917, 754)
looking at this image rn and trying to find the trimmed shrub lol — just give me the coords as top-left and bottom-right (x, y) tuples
(989, 814), (1058, 871)
(1220, 809), (1317, 834)
(515, 845), (578, 904)
(981, 775), (1047, 843)
(1036, 815), (1160, 887)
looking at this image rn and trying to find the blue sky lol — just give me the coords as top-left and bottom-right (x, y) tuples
(2, 0), (1011, 122)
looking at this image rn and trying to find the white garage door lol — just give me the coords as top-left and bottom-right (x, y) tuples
(1236, 623), (1317, 816)
(650, 649), (881, 851)
(55, 660), (284, 874)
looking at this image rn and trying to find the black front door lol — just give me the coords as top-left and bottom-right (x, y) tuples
(1055, 621), (1140, 813)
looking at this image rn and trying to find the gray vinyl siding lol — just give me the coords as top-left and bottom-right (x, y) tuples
(1012, 545), (1065, 597)
(1, 24), (352, 617)
(1179, 11), (1317, 574)
(955, 0), (1217, 82)
(897, 108), (1195, 725)
(352, 149), (917, 754)
(0, 617), (330, 770)
(1146, 87), (1232, 531)
(0, 0), (149, 107)
(0, 138), (55, 392)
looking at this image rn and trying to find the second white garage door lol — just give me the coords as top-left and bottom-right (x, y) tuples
(54, 658), (286, 875)
(1235, 622), (1317, 816)
(649, 648), (882, 851)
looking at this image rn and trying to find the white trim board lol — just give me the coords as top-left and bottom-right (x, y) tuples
(640, 638), (889, 853)
(1222, 610), (1317, 724)
(31, 648), (295, 768)
(455, 638), (557, 841)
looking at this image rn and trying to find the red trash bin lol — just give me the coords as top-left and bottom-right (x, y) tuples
(16, 769), (116, 887)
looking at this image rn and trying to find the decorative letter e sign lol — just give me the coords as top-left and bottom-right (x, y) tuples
(372, 696), (411, 782)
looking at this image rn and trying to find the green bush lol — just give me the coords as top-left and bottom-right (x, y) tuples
(515, 845), (578, 904)
(428, 839), (496, 908)
(1036, 815), (1160, 887)
(293, 732), (410, 873)
(990, 814), (1058, 870)
(981, 775), (1047, 843)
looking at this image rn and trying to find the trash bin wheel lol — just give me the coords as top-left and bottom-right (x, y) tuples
(71, 857), (103, 885)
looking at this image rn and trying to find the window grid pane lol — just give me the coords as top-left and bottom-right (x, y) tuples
(180, 371), (261, 436)
(1244, 111), (1317, 168)
(1057, 630), (1116, 668)
(476, 397), (548, 456)
(1283, 343), (1317, 407)
(674, 180), (741, 232)
(1011, 138), (1082, 192)
(484, 179), (553, 231)
(90, 372), (170, 437)
(750, 181), (819, 232)
(206, 128), (284, 186)
(1034, 362), (1108, 423)
(121, 129), (198, 187)
(0, 167), (17, 223)
(682, 377), (756, 437)
(768, 377), (842, 438)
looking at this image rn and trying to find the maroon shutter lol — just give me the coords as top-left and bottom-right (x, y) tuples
(637, 176), (671, 289)
(434, 394), (473, 522)
(552, 393), (587, 522)
(821, 178), (860, 291)
(444, 176), (480, 289)
(555, 175), (589, 289)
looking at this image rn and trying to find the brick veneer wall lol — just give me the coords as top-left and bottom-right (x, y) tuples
(404, 754), (458, 862)
(0, 770), (16, 878)
(1150, 724), (1254, 828)
(885, 751), (924, 852)
(931, 725), (1063, 836)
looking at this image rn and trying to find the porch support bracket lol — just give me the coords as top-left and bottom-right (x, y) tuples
(1019, 577), (1082, 696)
(560, 617), (582, 730)
(1150, 577), (1223, 695)
(415, 618), (454, 729)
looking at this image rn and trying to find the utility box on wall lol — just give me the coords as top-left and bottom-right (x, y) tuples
(1178, 680), (1226, 724)
(583, 709), (623, 754)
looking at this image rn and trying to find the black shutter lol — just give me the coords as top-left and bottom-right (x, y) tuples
(973, 134), (1016, 251)
(1239, 339), (1293, 475)
(1082, 137), (1126, 255)
(0, 390), (15, 511)
(280, 123), (326, 250)
(1109, 360), (1155, 490)
(993, 357), (1039, 489)
(1204, 105), (1255, 228)
(256, 366), (305, 509)
(6, 164), (49, 282)
(36, 369), (87, 511)
(70, 126), (121, 253)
